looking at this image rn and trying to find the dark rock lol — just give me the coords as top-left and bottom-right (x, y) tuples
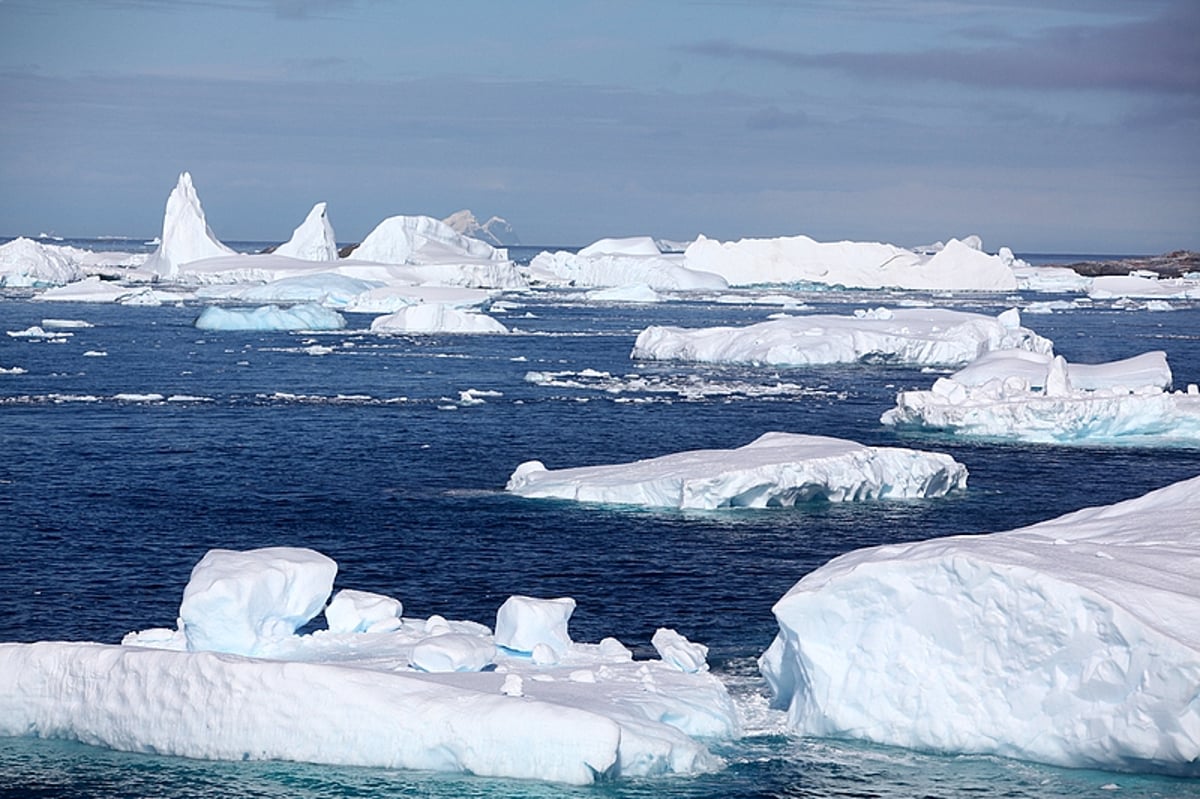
(1061, 250), (1200, 278)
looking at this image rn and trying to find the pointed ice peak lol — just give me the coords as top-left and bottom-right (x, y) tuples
(144, 172), (234, 278)
(442, 209), (520, 247)
(274, 202), (337, 262)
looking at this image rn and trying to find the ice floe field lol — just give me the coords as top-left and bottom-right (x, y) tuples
(2, 179), (1200, 797)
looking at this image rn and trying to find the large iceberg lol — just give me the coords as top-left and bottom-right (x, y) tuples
(529, 236), (728, 291)
(194, 303), (346, 331)
(882, 350), (1200, 444)
(683, 234), (1019, 291)
(0, 237), (86, 287)
(0, 547), (737, 785)
(632, 307), (1051, 367)
(506, 432), (967, 510)
(759, 476), (1200, 776)
(348, 214), (506, 265)
(143, 172), (236, 279)
(273, 202), (338, 261)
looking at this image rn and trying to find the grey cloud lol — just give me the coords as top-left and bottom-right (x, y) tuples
(687, 2), (1200, 96)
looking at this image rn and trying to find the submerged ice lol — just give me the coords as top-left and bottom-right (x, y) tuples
(759, 476), (1200, 777)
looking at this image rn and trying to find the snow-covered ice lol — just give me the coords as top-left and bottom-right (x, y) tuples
(882, 350), (1200, 444)
(348, 214), (506, 265)
(759, 476), (1200, 776)
(31, 275), (178, 305)
(195, 303), (346, 331)
(683, 234), (1019, 291)
(632, 307), (1051, 368)
(0, 547), (738, 785)
(585, 283), (664, 303)
(143, 172), (236, 278)
(369, 304), (508, 334)
(273, 202), (338, 262)
(529, 236), (728, 291)
(1089, 274), (1200, 300)
(0, 237), (86, 287)
(506, 432), (967, 510)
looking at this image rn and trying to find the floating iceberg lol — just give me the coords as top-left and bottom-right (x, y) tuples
(369, 304), (508, 334)
(343, 284), (493, 314)
(632, 307), (1051, 367)
(506, 432), (967, 510)
(760, 476), (1200, 776)
(585, 283), (664, 303)
(348, 214), (506, 265)
(882, 350), (1200, 444)
(143, 172), (236, 279)
(683, 234), (1018, 291)
(194, 303), (346, 331)
(273, 202), (338, 261)
(529, 236), (728, 291)
(225, 273), (383, 307)
(0, 237), (85, 287)
(31, 275), (179, 305)
(0, 547), (737, 785)
(1088, 274), (1200, 300)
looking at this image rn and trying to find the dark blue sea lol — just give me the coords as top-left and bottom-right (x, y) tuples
(1, 243), (1198, 798)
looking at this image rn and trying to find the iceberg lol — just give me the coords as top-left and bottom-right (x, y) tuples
(343, 284), (493, 314)
(273, 202), (338, 261)
(369, 304), (508, 334)
(683, 234), (1018, 291)
(348, 214), (506, 265)
(1088, 274), (1200, 300)
(759, 476), (1200, 776)
(585, 283), (664, 303)
(142, 172), (236, 279)
(529, 236), (728, 291)
(506, 432), (967, 510)
(0, 547), (738, 785)
(0, 237), (85, 287)
(225, 273), (383, 307)
(882, 351), (1200, 444)
(442, 209), (520, 247)
(32, 275), (179, 305)
(632, 307), (1052, 368)
(194, 303), (346, 331)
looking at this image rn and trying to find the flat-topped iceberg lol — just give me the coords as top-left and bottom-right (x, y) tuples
(529, 236), (728, 291)
(632, 307), (1051, 367)
(883, 350), (1200, 444)
(683, 234), (1018, 291)
(759, 476), (1200, 776)
(195, 303), (346, 331)
(506, 432), (967, 510)
(0, 547), (737, 785)
(1088, 274), (1200, 300)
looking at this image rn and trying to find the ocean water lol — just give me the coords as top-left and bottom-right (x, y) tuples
(2, 255), (1199, 798)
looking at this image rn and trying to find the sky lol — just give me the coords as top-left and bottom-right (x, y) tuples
(1, 0), (1197, 252)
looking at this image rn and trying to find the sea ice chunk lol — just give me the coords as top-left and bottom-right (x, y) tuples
(507, 432), (967, 510)
(348, 214), (506, 264)
(410, 633), (497, 673)
(632, 308), (1051, 367)
(194, 303), (346, 331)
(179, 547), (337, 656)
(0, 237), (85, 287)
(528, 236), (727, 291)
(652, 628), (709, 673)
(759, 476), (1200, 776)
(324, 589), (402, 634)
(494, 595), (576, 656)
(369, 304), (507, 334)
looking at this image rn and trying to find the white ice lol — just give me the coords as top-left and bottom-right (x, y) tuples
(348, 214), (507, 265)
(585, 283), (664, 303)
(759, 476), (1200, 776)
(0, 547), (739, 785)
(529, 236), (728, 291)
(273, 202), (338, 261)
(683, 234), (1019, 291)
(1089, 274), (1200, 300)
(143, 172), (236, 279)
(369, 304), (508, 334)
(0, 237), (86, 287)
(506, 432), (967, 510)
(194, 303), (346, 331)
(632, 307), (1051, 367)
(882, 350), (1200, 444)
(32, 275), (181, 306)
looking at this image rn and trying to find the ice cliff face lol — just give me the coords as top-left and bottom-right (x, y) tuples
(760, 476), (1200, 777)
(274, 202), (337, 261)
(143, 172), (235, 279)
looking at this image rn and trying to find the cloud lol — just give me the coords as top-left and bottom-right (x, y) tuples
(687, 2), (1200, 96)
